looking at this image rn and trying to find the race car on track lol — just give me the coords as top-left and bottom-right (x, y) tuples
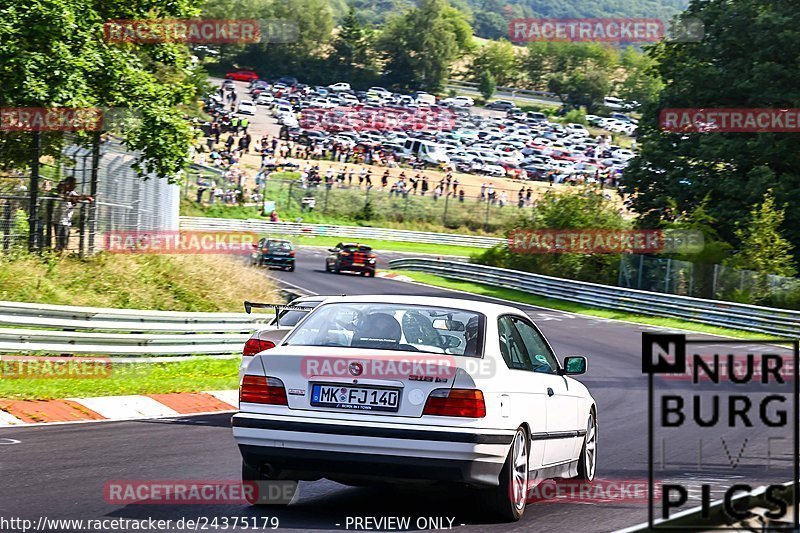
(233, 295), (597, 521)
(239, 296), (326, 379)
(252, 238), (295, 271)
(325, 242), (376, 277)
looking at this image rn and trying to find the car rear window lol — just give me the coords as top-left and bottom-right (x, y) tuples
(342, 245), (372, 252)
(269, 241), (292, 252)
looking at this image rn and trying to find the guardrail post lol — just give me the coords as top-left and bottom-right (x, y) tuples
(637, 254), (644, 290)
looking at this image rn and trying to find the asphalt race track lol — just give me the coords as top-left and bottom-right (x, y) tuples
(1, 247), (793, 532)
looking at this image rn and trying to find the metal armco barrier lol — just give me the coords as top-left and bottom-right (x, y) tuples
(179, 217), (504, 249)
(388, 258), (800, 336)
(0, 301), (273, 356)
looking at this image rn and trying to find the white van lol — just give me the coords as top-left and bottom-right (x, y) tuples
(402, 139), (450, 165)
(415, 92), (436, 107)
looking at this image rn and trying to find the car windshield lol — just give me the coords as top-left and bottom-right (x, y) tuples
(283, 302), (484, 356)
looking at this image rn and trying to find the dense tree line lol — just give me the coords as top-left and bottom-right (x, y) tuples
(0, 0), (207, 180)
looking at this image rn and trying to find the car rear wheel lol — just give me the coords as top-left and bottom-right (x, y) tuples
(242, 460), (297, 507)
(488, 426), (528, 522)
(576, 411), (597, 481)
(288, 264), (295, 272)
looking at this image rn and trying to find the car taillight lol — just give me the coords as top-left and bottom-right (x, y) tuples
(289, 250), (295, 257)
(242, 338), (276, 357)
(240, 376), (288, 405)
(423, 389), (486, 418)
(340, 252), (350, 256)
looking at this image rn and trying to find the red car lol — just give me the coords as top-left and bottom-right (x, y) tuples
(225, 70), (259, 82)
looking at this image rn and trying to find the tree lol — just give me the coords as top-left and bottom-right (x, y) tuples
(469, 39), (517, 86)
(332, 8), (372, 67)
(548, 70), (609, 113)
(225, 0), (334, 82)
(616, 47), (663, 108)
(622, 0), (800, 262)
(379, 0), (472, 92)
(478, 70), (496, 100)
(731, 191), (796, 277)
(0, 0), (205, 181)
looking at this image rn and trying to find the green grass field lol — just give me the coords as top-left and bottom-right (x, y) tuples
(0, 358), (239, 400)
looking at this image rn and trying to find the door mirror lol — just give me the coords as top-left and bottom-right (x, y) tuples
(562, 356), (587, 375)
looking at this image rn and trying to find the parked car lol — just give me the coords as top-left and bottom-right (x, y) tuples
(328, 82), (352, 92)
(252, 238), (295, 271)
(485, 100), (516, 111)
(237, 101), (257, 115)
(325, 243), (377, 277)
(226, 70), (259, 82)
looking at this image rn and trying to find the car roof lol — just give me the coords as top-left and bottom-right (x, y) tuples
(315, 294), (526, 317)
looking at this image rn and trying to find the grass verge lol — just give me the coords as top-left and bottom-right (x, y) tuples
(0, 252), (278, 312)
(0, 358), (239, 401)
(391, 269), (781, 340)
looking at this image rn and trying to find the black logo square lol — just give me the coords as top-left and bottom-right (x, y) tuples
(642, 333), (686, 374)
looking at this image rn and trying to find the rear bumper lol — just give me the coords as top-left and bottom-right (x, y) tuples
(232, 414), (512, 486)
(261, 256), (294, 266)
(337, 261), (375, 273)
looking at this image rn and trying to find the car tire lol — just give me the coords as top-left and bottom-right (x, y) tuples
(488, 426), (529, 522)
(368, 270), (375, 278)
(241, 460), (296, 507)
(333, 264), (340, 274)
(288, 264), (295, 272)
(576, 411), (597, 482)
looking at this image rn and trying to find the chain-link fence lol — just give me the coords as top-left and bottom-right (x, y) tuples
(619, 254), (800, 307)
(244, 178), (538, 234)
(0, 138), (179, 256)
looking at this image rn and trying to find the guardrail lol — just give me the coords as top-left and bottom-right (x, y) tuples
(0, 300), (272, 356)
(180, 217), (504, 249)
(447, 80), (561, 104)
(388, 258), (800, 336)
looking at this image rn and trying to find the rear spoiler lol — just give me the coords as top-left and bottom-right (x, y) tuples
(243, 301), (317, 327)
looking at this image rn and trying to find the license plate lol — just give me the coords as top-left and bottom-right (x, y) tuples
(311, 384), (400, 412)
(353, 262), (364, 267)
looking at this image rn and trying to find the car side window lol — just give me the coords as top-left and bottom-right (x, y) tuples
(497, 316), (534, 371)
(511, 317), (559, 374)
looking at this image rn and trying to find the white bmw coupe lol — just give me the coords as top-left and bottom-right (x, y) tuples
(232, 295), (597, 521)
